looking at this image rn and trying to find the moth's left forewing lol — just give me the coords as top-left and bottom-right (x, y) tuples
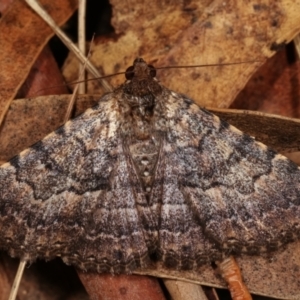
(156, 90), (300, 263)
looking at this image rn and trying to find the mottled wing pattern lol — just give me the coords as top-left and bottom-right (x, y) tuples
(2, 57), (300, 274)
(150, 139), (221, 269)
(0, 93), (157, 273)
(151, 90), (300, 268)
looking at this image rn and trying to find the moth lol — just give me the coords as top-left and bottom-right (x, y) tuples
(0, 58), (299, 274)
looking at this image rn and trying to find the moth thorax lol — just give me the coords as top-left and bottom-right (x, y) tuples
(128, 138), (160, 198)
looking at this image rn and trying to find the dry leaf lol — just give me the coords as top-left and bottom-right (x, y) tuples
(0, 0), (77, 125)
(232, 47), (300, 118)
(16, 45), (69, 98)
(210, 108), (300, 153)
(63, 0), (300, 109)
(0, 253), (88, 300)
(77, 272), (166, 300)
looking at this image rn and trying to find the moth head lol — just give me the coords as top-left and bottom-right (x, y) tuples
(125, 58), (156, 80)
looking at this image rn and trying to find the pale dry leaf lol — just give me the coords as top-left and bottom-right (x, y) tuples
(63, 0), (300, 109)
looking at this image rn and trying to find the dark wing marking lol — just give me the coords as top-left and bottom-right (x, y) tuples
(151, 91), (300, 268)
(0, 93), (157, 273)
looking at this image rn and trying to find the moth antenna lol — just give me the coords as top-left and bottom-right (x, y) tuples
(156, 60), (262, 70)
(28, 60), (261, 97)
(30, 71), (126, 97)
(8, 260), (26, 300)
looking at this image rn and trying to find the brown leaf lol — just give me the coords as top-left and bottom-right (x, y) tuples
(77, 272), (166, 300)
(17, 45), (69, 98)
(0, 253), (88, 300)
(63, 0), (300, 109)
(231, 47), (300, 118)
(210, 108), (300, 153)
(0, 95), (98, 163)
(0, 0), (77, 126)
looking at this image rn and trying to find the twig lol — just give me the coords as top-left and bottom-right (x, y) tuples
(64, 35), (94, 123)
(163, 279), (209, 300)
(78, 0), (86, 94)
(294, 34), (300, 59)
(24, 0), (112, 92)
(8, 260), (26, 300)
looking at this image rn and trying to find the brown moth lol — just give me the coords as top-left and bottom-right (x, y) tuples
(0, 58), (299, 274)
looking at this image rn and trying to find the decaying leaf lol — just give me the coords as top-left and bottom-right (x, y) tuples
(232, 46), (300, 118)
(0, 0), (77, 125)
(63, 0), (300, 108)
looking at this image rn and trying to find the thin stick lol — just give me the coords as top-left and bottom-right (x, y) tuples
(64, 35), (95, 123)
(163, 279), (209, 300)
(294, 34), (300, 59)
(78, 0), (86, 94)
(63, 65), (86, 122)
(63, 73), (80, 123)
(8, 260), (26, 300)
(24, 0), (112, 92)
